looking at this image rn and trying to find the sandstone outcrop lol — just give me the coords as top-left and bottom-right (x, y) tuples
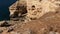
(9, 0), (60, 21)
(0, 0), (60, 34)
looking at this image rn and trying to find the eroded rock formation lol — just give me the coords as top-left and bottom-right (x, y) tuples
(9, 0), (60, 22)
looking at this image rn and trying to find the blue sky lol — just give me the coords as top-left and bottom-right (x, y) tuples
(0, 0), (17, 20)
(0, 0), (17, 7)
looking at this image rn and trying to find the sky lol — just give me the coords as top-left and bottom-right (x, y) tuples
(0, 0), (17, 21)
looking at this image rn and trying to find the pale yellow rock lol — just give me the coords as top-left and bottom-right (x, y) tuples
(26, 0), (59, 19)
(9, 0), (60, 20)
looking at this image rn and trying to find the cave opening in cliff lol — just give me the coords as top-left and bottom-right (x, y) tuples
(11, 5), (27, 18)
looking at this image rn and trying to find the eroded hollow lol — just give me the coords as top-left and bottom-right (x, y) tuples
(10, 5), (27, 18)
(39, 0), (42, 2)
(31, 5), (35, 10)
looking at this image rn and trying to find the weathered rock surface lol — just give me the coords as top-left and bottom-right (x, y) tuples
(0, 11), (60, 34)
(0, 0), (60, 34)
(9, 0), (60, 21)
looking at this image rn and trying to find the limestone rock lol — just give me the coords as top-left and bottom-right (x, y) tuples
(9, 0), (60, 21)
(26, 0), (60, 19)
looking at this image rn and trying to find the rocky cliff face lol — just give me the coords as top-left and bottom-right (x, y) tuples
(26, 0), (60, 19)
(9, 0), (60, 21)
(0, 0), (60, 34)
